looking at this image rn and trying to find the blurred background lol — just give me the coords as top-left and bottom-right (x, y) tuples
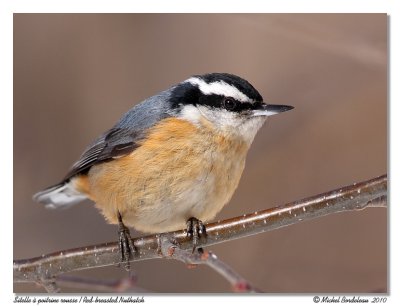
(13, 14), (387, 293)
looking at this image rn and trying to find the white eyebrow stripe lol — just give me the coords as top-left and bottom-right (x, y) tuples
(185, 77), (255, 103)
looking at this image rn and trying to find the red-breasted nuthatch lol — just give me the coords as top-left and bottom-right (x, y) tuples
(33, 73), (293, 264)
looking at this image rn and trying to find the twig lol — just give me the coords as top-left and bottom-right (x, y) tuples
(55, 274), (150, 293)
(40, 278), (60, 293)
(14, 174), (387, 291)
(161, 240), (261, 292)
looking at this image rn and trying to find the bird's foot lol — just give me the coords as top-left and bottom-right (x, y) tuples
(186, 217), (207, 253)
(117, 211), (136, 271)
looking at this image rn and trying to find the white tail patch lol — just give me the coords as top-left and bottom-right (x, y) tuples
(33, 181), (87, 209)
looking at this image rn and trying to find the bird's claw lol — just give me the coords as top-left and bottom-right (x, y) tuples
(186, 217), (207, 252)
(117, 211), (136, 271)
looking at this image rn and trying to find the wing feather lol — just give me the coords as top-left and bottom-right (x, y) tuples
(63, 89), (173, 181)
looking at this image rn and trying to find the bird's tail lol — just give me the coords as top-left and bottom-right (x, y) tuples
(33, 180), (87, 209)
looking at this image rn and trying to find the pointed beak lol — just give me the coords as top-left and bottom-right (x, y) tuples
(252, 103), (294, 117)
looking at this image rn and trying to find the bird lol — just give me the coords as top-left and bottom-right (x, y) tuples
(33, 72), (293, 266)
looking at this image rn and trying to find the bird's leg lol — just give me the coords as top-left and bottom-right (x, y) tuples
(117, 211), (136, 270)
(186, 217), (207, 253)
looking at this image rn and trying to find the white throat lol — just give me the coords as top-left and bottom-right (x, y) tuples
(178, 104), (267, 144)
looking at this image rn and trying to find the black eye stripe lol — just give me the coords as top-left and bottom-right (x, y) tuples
(234, 101), (256, 111)
(197, 94), (259, 112)
(170, 83), (262, 113)
(198, 94), (222, 108)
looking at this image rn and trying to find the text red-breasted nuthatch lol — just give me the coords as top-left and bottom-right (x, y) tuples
(33, 73), (293, 264)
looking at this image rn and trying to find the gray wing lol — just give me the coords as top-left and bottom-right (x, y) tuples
(63, 89), (173, 181)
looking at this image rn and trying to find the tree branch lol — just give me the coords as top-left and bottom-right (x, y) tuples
(55, 274), (150, 293)
(14, 174), (387, 291)
(161, 240), (262, 292)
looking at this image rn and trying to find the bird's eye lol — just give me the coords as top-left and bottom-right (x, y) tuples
(223, 97), (237, 111)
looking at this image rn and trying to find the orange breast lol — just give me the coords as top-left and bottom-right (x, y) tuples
(86, 117), (250, 233)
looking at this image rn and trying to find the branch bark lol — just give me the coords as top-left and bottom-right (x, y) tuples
(14, 174), (387, 290)
(161, 240), (261, 292)
(55, 274), (149, 293)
